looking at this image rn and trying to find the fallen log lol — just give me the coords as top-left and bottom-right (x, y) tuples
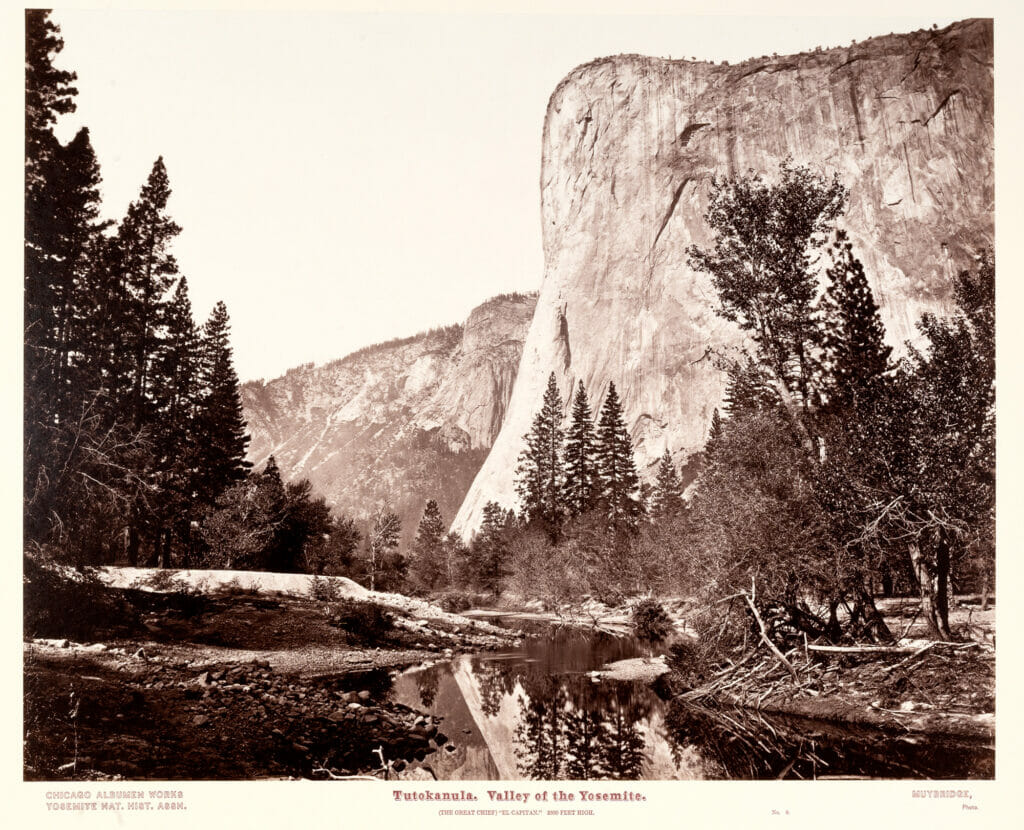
(807, 644), (921, 655)
(806, 641), (981, 655)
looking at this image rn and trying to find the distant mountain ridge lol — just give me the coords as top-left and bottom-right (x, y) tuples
(240, 292), (537, 545)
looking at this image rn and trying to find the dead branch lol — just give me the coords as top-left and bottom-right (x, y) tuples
(743, 586), (798, 681)
(310, 765), (381, 781)
(881, 642), (936, 674)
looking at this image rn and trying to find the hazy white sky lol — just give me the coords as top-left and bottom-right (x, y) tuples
(49, 9), (962, 383)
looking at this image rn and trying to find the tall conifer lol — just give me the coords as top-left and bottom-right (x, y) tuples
(471, 501), (512, 594)
(117, 157), (181, 427)
(194, 301), (251, 505)
(411, 499), (448, 589)
(594, 382), (642, 533)
(563, 381), (597, 518)
(818, 230), (892, 412)
(651, 448), (684, 522)
(515, 372), (565, 530)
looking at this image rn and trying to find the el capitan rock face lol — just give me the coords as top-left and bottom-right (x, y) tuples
(241, 293), (536, 545)
(452, 19), (993, 536)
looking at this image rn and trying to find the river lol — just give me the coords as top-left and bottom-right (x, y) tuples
(388, 615), (993, 780)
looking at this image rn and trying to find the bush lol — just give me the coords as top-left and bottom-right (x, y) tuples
(632, 599), (674, 643)
(309, 575), (341, 602)
(434, 590), (481, 614)
(665, 638), (720, 689)
(136, 568), (180, 592)
(329, 599), (393, 640)
(24, 553), (139, 640)
(213, 575), (262, 599)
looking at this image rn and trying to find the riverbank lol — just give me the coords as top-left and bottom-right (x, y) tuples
(473, 593), (995, 742)
(23, 561), (996, 780)
(659, 596), (995, 743)
(23, 562), (520, 780)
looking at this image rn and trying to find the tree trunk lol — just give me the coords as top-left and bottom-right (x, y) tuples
(935, 532), (953, 640)
(908, 541), (947, 641)
(880, 566), (894, 598)
(825, 599), (843, 643)
(127, 525), (140, 566)
(855, 585), (894, 643)
(158, 527), (171, 569)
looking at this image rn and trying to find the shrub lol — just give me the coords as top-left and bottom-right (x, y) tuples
(309, 575), (341, 602)
(135, 568), (180, 592)
(329, 599), (393, 640)
(632, 599), (674, 643)
(435, 590), (476, 614)
(24, 553), (139, 640)
(214, 575), (262, 599)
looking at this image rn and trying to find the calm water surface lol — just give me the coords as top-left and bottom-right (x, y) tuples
(388, 615), (993, 780)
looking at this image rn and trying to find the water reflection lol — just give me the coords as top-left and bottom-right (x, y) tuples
(393, 628), (694, 780)
(390, 625), (993, 781)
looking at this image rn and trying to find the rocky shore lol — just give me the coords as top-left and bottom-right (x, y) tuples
(23, 567), (521, 781)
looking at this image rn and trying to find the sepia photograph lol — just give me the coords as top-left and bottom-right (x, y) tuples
(18, 1), (1006, 821)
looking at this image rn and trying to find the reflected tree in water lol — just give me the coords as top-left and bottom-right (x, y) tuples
(514, 676), (652, 780)
(472, 659), (520, 719)
(415, 664), (442, 709)
(600, 691), (647, 779)
(562, 686), (610, 779)
(515, 676), (569, 779)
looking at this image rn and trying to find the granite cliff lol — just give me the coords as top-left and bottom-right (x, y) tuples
(241, 293), (536, 545)
(453, 19), (993, 536)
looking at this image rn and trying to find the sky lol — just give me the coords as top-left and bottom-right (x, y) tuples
(47, 8), (965, 383)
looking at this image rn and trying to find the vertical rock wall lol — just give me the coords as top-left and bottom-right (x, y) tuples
(453, 19), (993, 537)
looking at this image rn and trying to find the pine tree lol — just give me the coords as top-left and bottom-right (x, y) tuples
(25, 10), (77, 180)
(723, 356), (780, 418)
(471, 501), (511, 595)
(562, 380), (598, 518)
(594, 382), (642, 534)
(410, 499), (448, 590)
(194, 301), (251, 505)
(151, 278), (202, 554)
(818, 230), (892, 412)
(651, 449), (684, 522)
(515, 372), (565, 531)
(23, 16), (147, 556)
(26, 128), (108, 422)
(116, 157), (182, 427)
(368, 507), (402, 591)
(277, 479), (332, 573)
(705, 409), (724, 456)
